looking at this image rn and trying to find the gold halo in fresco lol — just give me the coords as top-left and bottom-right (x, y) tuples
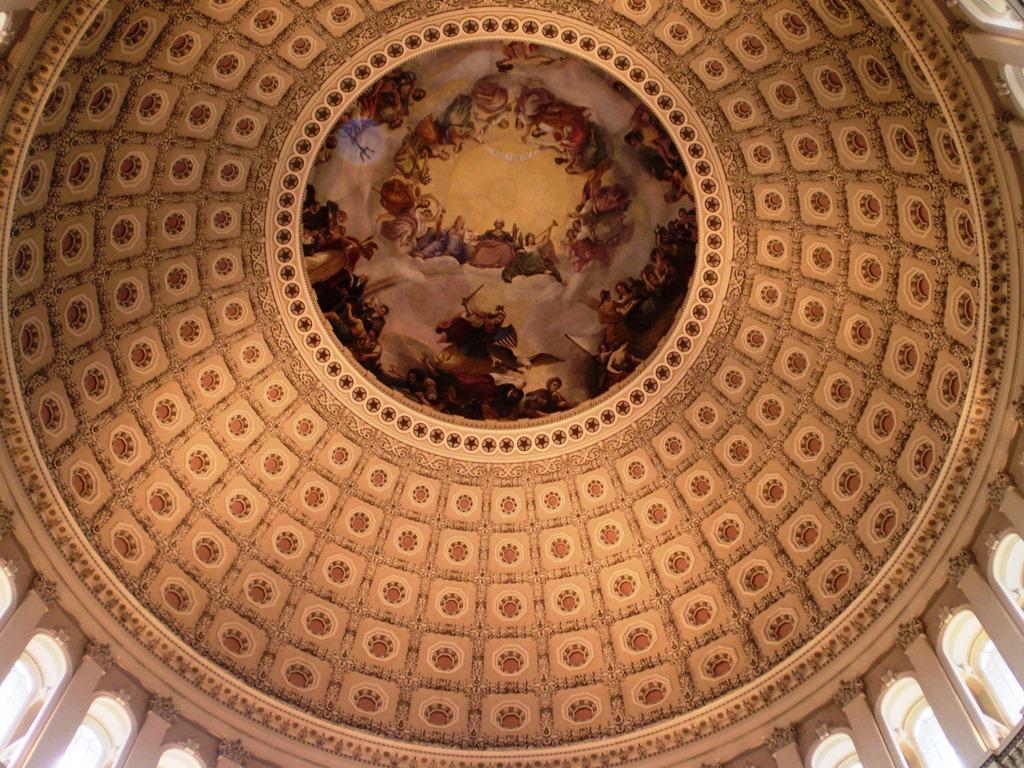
(302, 41), (696, 421)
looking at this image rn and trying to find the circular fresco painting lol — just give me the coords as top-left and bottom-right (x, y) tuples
(303, 41), (697, 421)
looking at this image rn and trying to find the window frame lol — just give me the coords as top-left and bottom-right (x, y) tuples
(56, 693), (135, 768)
(0, 631), (71, 765)
(953, 0), (1024, 35)
(989, 532), (1024, 632)
(0, 657), (41, 747)
(878, 675), (964, 768)
(807, 729), (863, 768)
(157, 745), (208, 768)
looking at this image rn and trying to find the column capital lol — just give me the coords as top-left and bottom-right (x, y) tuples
(986, 472), (1012, 516)
(149, 695), (179, 723)
(218, 738), (250, 765)
(896, 618), (925, 651)
(948, 20), (976, 62)
(765, 724), (797, 753)
(84, 641), (114, 672)
(947, 548), (976, 583)
(30, 574), (58, 607)
(834, 677), (865, 707)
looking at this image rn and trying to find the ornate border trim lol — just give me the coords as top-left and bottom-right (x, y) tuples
(265, 12), (732, 460)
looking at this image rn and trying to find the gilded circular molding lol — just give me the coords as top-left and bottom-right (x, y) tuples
(267, 12), (732, 459)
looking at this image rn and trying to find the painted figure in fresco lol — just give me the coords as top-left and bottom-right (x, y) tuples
(435, 94), (478, 153)
(469, 219), (517, 268)
(339, 302), (383, 368)
(432, 78), (513, 154)
(415, 212), (469, 262)
(625, 105), (690, 203)
(543, 112), (606, 174)
(301, 187), (331, 255)
(512, 83), (611, 175)
(599, 341), (643, 390)
(666, 207), (698, 243)
(403, 370), (442, 409)
(613, 279), (641, 317)
(496, 42), (567, 72)
(306, 215), (379, 285)
(565, 94), (702, 390)
(302, 187), (379, 284)
(358, 69), (425, 129)
(563, 219), (606, 272)
(389, 366), (517, 421)
(513, 83), (555, 133)
(429, 294), (563, 394)
(315, 266), (390, 372)
(501, 222), (565, 283)
(481, 385), (527, 420)
(593, 289), (630, 347)
(394, 116), (450, 184)
(376, 179), (441, 248)
(394, 331), (570, 421)
(563, 175), (633, 271)
(482, 219), (514, 243)
(391, 78), (513, 186)
(560, 120), (611, 176)
(626, 105), (677, 165)
(520, 377), (572, 417)
(376, 178), (421, 217)
(303, 182), (393, 374)
(578, 200), (698, 388)
(581, 176), (632, 216)
(470, 78), (511, 138)
(434, 298), (513, 365)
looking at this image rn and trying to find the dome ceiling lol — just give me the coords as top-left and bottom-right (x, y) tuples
(0, 0), (1012, 764)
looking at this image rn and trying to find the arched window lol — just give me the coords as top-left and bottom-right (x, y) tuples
(954, 0), (1024, 32)
(880, 676), (962, 768)
(0, 659), (38, 745)
(941, 608), (1024, 736)
(59, 721), (107, 768)
(910, 704), (959, 768)
(991, 532), (1024, 623)
(56, 694), (134, 768)
(977, 638), (1024, 722)
(0, 632), (69, 761)
(158, 746), (208, 768)
(810, 731), (863, 768)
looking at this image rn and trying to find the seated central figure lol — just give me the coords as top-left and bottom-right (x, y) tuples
(468, 219), (517, 268)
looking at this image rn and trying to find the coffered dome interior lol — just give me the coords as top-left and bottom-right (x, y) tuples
(0, 0), (1020, 765)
